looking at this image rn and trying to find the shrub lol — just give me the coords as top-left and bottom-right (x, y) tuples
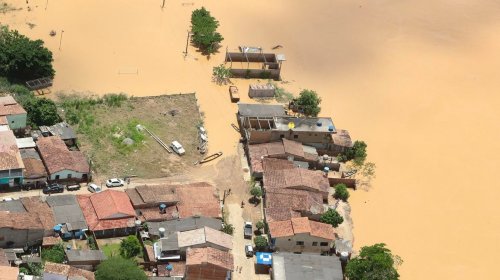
(250, 185), (262, 203)
(254, 236), (268, 250)
(334, 184), (350, 202)
(221, 224), (235, 235)
(320, 208), (344, 228)
(0, 25), (54, 81)
(256, 221), (265, 233)
(346, 243), (402, 280)
(95, 257), (148, 280)
(41, 243), (65, 263)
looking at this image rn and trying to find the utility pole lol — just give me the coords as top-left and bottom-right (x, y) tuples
(162, 0), (165, 9)
(59, 30), (64, 50)
(184, 31), (192, 58)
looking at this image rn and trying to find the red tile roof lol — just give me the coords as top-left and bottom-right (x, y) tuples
(186, 247), (234, 271)
(262, 158), (295, 173)
(0, 116), (7, 125)
(0, 95), (26, 116)
(157, 261), (186, 277)
(22, 157), (47, 178)
(44, 262), (95, 280)
(37, 136), (89, 174)
(264, 168), (330, 194)
(269, 218), (335, 240)
(264, 207), (301, 222)
(77, 190), (136, 231)
(128, 185), (179, 207)
(265, 189), (324, 215)
(268, 220), (294, 238)
(282, 138), (304, 158)
(21, 197), (56, 230)
(332, 129), (353, 147)
(0, 266), (18, 280)
(0, 211), (44, 230)
(176, 182), (221, 219)
(140, 205), (178, 222)
(0, 130), (24, 170)
(0, 249), (10, 266)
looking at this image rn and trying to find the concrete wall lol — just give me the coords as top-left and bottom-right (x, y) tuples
(50, 169), (89, 183)
(271, 233), (332, 254)
(0, 227), (44, 248)
(94, 227), (136, 239)
(179, 242), (230, 254)
(6, 113), (27, 130)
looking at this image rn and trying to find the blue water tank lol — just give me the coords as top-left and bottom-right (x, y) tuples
(328, 125), (334, 132)
(316, 121), (322, 127)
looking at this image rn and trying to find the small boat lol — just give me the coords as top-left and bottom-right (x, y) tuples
(194, 151), (223, 165)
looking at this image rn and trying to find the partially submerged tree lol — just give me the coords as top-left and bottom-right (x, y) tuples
(319, 208), (344, 228)
(0, 25), (55, 81)
(345, 243), (402, 280)
(333, 183), (350, 202)
(191, 7), (223, 54)
(339, 140), (368, 165)
(95, 257), (148, 280)
(212, 64), (231, 85)
(295, 89), (321, 117)
(119, 235), (142, 259)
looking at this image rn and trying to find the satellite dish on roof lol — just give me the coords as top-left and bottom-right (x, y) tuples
(288, 122), (295, 129)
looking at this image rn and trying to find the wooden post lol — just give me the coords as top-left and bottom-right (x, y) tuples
(58, 30), (64, 50)
(162, 0), (165, 8)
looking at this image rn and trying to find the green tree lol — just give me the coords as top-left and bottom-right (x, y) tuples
(320, 208), (344, 228)
(0, 25), (55, 81)
(334, 184), (350, 202)
(191, 7), (224, 54)
(250, 185), (262, 203)
(119, 235), (142, 259)
(95, 257), (148, 280)
(19, 263), (43, 276)
(295, 89), (321, 116)
(221, 223), (235, 235)
(41, 243), (65, 263)
(22, 97), (61, 128)
(255, 220), (265, 233)
(212, 64), (232, 85)
(254, 236), (268, 250)
(339, 140), (367, 165)
(346, 243), (402, 280)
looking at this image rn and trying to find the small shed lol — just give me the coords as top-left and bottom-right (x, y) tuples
(249, 84), (276, 98)
(16, 137), (36, 149)
(66, 249), (107, 270)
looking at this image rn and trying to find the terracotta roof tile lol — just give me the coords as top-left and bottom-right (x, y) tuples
(77, 191), (136, 231)
(0, 116), (7, 125)
(176, 182), (221, 219)
(157, 261), (186, 277)
(282, 138), (304, 158)
(262, 158), (295, 172)
(44, 262), (95, 280)
(309, 220), (335, 240)
(90, 190), (136, 219)
(0, 130), (24, 170)
(21, 196), (56, 230)
(268, 220), (294, 238)
(0, 211), (44, 230)
(0, 96), (26, 116)
(43, 236), (61, 247)
(37, 136), (89, 174)
(22, 157), (47, 178)
(264, 208), (301, 222)
(0, 249), (9, 266)
(265, 189), (324, 215)
(264, 168), (329, 194)
(291, 217), (311, 234)
(332, 129), (353, 147)
(0, 266), (18, 280)
(140, 205), (178, 222)
(204, 227), (233, 250)
(130, 185), (179, 207)
(186, 247), (234, 271)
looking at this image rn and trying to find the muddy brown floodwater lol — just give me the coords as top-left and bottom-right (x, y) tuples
(3, 0), (500, 279)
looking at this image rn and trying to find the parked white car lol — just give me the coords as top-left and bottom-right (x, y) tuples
(170, 141), (185, 155)
(2, 197), (13, 202)
(106, 178), (124, 188)
(245, 244), (254, 257)
(87, 183), (102, 193)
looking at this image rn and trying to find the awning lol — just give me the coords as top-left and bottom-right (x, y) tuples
(256, 252), (272, 265)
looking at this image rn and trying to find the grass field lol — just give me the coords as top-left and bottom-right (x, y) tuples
(58, 93), (203, 179)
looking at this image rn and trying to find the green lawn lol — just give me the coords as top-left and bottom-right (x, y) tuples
(101, 243), (121, 258)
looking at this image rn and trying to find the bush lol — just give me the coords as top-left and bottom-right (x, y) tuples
(295, 89), (321, 116)
(0, 25), (55, 81)
(334, 184), (350, 202)
(221, 224), (235, 235)
(212, 64), (231, 85)
(191, 7), (223, 54)
(250, 185), (262, 203)
(22, 97), (61, 128)
(254, 236), (268, 250)
(87, 236), (98, 250)
(96, 257), (148, 280)
(41, 243), (65, 263)
(256, 221), (265, 232)
(19, 263), (43, 276)
(346, 243), (402, 280)
(320, 209), (344, 228)
(119, 235), (142, 259)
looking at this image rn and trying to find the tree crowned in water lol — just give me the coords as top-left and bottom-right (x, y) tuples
(345, 243), (402, 280)
(295, 89), (321, 117)
(191, 7), (224, 54)
(319, 208), (344, 228)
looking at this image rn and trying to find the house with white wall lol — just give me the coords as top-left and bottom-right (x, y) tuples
(0, 95), (27, 131)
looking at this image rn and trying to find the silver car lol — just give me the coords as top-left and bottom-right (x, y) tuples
(106, 178), (124, 188)
(87, 183), (102, 193)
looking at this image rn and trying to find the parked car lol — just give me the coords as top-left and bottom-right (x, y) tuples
(106, 178), (124, 188)
(66, 184), (81, 191)
(245, 244), (254, 257)
(43, 183), (64, 194)
(170, 141), (185, 155)
(2, 197), (13, 202)
(87, 183), (102, 193)
(244, 222), (253, 239)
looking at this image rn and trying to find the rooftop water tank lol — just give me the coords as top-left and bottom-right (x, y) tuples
(328, 125), (335, 132)
(159, 204), (167, 214)
(159, 227), (165, 238)
(316, 121), (322, 127)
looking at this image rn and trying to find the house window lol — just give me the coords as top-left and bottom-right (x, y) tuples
(294, 135), (298, 139)
(55, 175), (60, 180)
(312, 242), (318, 246)
(67, 174), (72, 179)
(296, 241), (304, 246)
(320, 242), (329, 246)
